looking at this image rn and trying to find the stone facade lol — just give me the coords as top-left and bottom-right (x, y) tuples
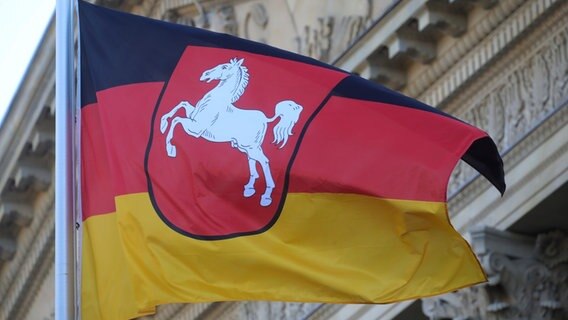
(0, 19), (56, 320)
(0, 0), (566, 319)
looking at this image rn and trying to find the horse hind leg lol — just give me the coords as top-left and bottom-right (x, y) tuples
(247, 147), (275, 207)
(244, 158), (258, 198)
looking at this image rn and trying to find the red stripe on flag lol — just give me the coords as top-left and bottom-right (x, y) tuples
(82, 82), (163, 219)
(82, 84), (487, 219)
(289, 96), (487, 202)
(81, 102), (116, 218)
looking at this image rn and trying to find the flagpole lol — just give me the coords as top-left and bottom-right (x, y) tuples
(55, 0), (76, 319)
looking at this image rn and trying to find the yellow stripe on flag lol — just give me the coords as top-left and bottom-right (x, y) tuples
(82, 192), (485, 320)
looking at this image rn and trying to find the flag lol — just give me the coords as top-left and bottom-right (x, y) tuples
(78, 1), (505, 319)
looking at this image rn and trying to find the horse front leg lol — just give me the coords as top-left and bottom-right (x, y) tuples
(165, 117), (181, 157)
(165, 117), (206, 157)
(244, 158), (259, 198)
(160, 101), (195, 134)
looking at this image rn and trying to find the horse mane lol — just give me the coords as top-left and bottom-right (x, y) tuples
(229, 59), (249, 103)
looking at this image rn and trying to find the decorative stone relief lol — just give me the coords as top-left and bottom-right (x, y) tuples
(210, 5), (238, 36)
(162, 2), (209, 29)
(448, 26), (568, 196)
(328, 14), (371, 60)
(422, 228), (568, 320)
(244, 3), (269, 44)
(162, 2), (238, 36)
(298, 1), (373, 62)
(300, 17), (334, 61)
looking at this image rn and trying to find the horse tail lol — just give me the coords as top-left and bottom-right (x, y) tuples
(270, 100), (303, 148)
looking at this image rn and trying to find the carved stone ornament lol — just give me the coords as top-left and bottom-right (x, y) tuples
(244, 3), (269, 43)
(422, 228), (568, 320)
(162, 2), (238, 36)
(448, 26), (568, 196)
(298, 0), (373, 62)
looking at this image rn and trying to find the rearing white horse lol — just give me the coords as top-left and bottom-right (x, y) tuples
(160, 58), (303, 207)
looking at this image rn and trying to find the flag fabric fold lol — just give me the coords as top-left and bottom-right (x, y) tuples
(78, 1), (505, 319)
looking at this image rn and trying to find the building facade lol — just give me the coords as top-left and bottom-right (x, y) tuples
(0, 0), (566, 319)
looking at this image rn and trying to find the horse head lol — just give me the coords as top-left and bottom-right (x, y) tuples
(200, 58), (244, 83)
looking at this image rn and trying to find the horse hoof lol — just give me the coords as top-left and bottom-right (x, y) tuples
(260, 196), (272, 207)
(160, 117), (169, 134)
(166, 144), (177, 157)
(243, 187), (255, 198)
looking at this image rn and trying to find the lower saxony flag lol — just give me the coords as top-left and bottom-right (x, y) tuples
(78, 1), (505, 319)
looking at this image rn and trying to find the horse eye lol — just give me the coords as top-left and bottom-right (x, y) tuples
(222, 66), (227, 69)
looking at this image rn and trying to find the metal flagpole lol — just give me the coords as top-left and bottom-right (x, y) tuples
(55, 0), (76, 318)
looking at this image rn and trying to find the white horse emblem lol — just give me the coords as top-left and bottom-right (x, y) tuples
(160, 58), (303, 207)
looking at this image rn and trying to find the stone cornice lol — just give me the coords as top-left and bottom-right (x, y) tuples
(333, 0), (429, 72)
(409, 0), (527, 101)
(334, 0), (523, 85)
(0, 20), (55, 201)
(421, 0), (565, 107)
(335, 0), (563, 103)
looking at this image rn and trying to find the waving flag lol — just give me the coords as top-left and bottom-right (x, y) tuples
(78, 1), (505, 319)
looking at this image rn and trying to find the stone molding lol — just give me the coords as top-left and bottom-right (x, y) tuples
(336, 1), (502, 74)
(423, 228), (568, 319)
